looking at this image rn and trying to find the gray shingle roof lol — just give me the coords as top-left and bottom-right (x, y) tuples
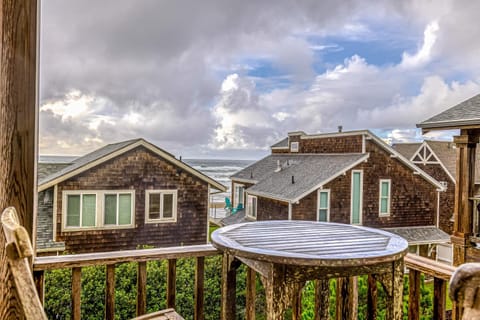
(418, 93), (480, 129)
(39, 139), (143, 186)
(383, 226), (450, 245)
(271, 138), (288, 148)
(392, 143), (421, 159)
(38, 163), (72, 181)
(234, 153), (367, 202)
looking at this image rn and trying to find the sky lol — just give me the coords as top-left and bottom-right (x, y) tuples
(39, 0), (480, 159)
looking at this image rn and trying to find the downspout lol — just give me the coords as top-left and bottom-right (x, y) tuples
(436, 190), (440, 229)
(288, 202), (292, 220)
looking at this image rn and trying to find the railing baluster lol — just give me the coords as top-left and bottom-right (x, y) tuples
(194, 257), (205, 320)
(408, 269), (420, 320)
(136, 261), (147, 316)
(245, 267), (256, 320)
(71, 267), (82, 320)
(314, 279), (329, 320)
(167, 259), (176, 309)
(105, 264), (115, 320)
(367, 274), (377, 320)
(33, 270), (45, 305)
(433, 277), (446, 320)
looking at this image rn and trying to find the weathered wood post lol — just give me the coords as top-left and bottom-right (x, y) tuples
(0, 0), (38, 319)
(452, 130), (480, 266)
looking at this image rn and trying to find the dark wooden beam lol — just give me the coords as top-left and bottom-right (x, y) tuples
(0, 0), (38, 318)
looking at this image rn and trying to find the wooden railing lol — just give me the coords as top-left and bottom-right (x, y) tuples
(34, 247), (458, 320)
(404, 253), (457, 320)
(33, 244), (220, 320)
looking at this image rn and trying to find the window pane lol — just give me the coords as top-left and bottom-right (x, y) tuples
(67, 195), (81, 227)
(318, 209), (327, 222)
(118, 194), (132, 225)
(252, 197), (257, 217)
(149, 193), (160, 220)
(381, 182), (389, 197)
(380, 198), (388, 213)
(163, 194), (174, 218)
(319, 192), (328, 208)
(104, 194), (117, 225)
(82, 194), (96, 227)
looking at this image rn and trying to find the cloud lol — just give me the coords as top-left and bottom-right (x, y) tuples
(39, 0), (480, 158)
(400, 21), (439, 69)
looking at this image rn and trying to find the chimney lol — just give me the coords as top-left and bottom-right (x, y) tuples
(292, 175), (295, 184)
(275, 160), (282, 172)
(338, 125), (343, 133)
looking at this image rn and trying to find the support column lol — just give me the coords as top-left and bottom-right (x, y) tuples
(452, 131), (479, 265)
(0, 0), (38, 318)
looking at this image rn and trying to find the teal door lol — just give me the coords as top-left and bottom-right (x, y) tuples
(351, 171), (362, 224)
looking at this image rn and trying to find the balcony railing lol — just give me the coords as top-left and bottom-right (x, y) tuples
(33, 246), (457, 319)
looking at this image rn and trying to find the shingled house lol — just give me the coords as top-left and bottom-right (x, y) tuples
(37, 139), (226, 255)
(230, 130), (450, 260)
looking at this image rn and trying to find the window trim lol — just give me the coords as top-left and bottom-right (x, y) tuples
(233, 183), (245, 208)
(246, 194), (257, 219)
(62, 190), (135, 231)
(378, 179), (391, 216)
(317, 189), (330, 222)
(145, 189), (178, 223)
(290, 141), (299, 152)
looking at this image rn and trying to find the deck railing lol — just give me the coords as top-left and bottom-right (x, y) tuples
(33, 244), (220, 320)
(404, 253), (457, 320)
(34, 247), (457, 319)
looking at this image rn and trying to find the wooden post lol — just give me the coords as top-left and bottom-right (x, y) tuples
(71, 267), (82, 320)
(291, 283), (302, 320)
(136, 261), (147, 317)
(452, 131), (479, 266)
(367, 274), (377, 320)
(408, 269), (420, 320)
(245, 267), (256, 320)
(33, 270), (45, 306)
(433, 277), (446, 320)
(194, 257), (205, 320)
(221, 253), (240, 320)
(314, 280), (329, 320)
(167, 259), (176, 309)
(335, 277), (358, 320)
(0, 0), (38, 318)
(105, 264), (115, 320)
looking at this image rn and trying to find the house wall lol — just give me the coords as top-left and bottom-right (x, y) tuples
(414, 163), (454, 234)
(54, 146), (209, 254)
(292, 191), (317, 220)
(257, 197), (288, 220)
(301, 135), (363, 154)
(267, 138), (438, 228)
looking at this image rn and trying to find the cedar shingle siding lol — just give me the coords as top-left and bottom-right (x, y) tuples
(255, 133), (440, 230)
(55, 146), (209, 253)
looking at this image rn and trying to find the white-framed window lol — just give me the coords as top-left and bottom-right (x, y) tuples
(62, 190), (135, 230)
(246, 195), (257, 218)
(145, 190), (178, 223)
(317, 189), (330, 222)
(290, 141), (299, 152)
(379, 179), (391, 216)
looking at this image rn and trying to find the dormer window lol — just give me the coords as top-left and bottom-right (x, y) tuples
(290, 142), (299, 152)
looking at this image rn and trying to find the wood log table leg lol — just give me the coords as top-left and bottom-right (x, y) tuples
(221, 253), (240, 320)
(315, 279), (329, 320)
(378, 259), (404, 320)
(367, 274), (377, 320)
(292, 282), (303, 320)
(336, 276), (358, 320)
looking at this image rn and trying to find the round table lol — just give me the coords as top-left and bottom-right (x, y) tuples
(211, 220), (408, 320)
